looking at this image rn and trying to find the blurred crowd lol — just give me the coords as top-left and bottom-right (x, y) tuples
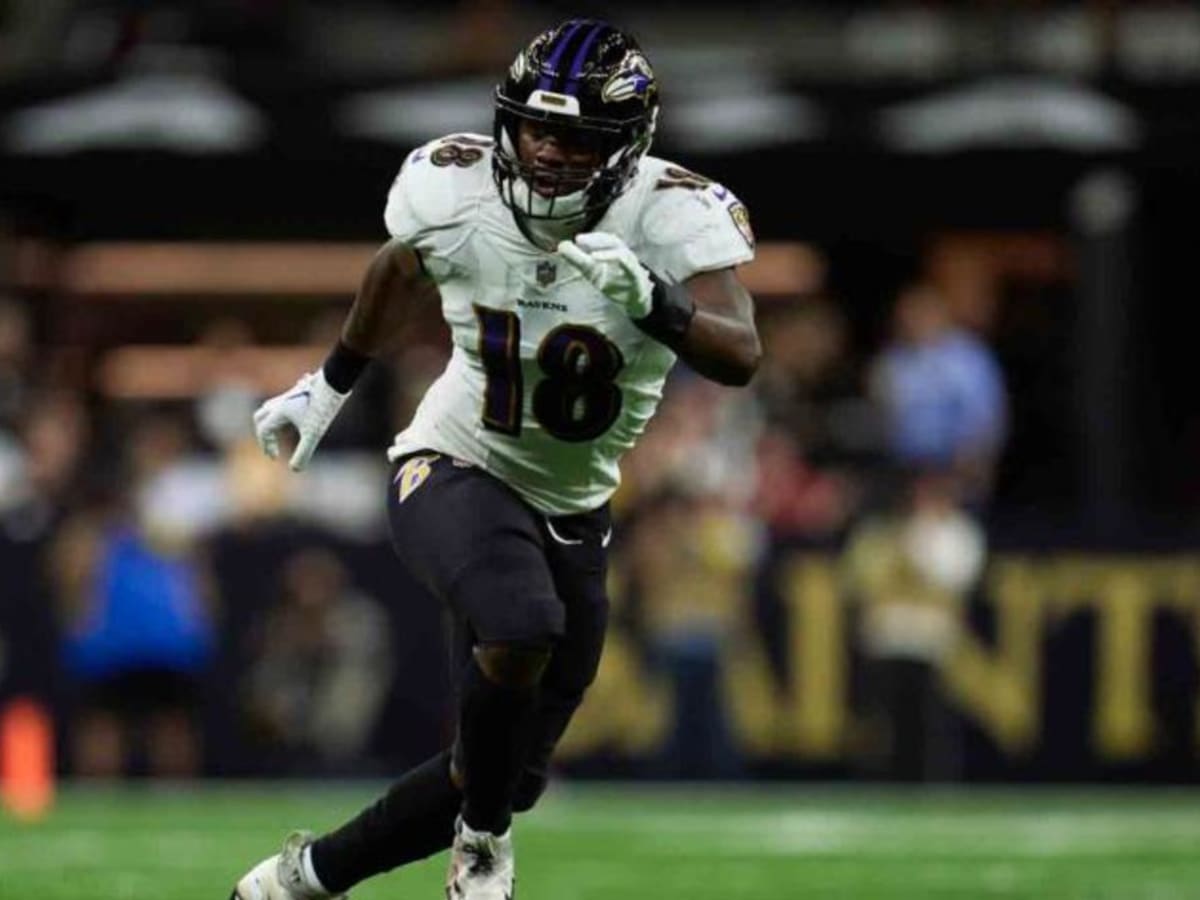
(3, 0), (1199, 84)
(0, 247), (1009, 781)
(1, 0), (1196, 793)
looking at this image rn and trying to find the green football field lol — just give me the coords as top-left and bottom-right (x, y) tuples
(2, 783), (1199, 899)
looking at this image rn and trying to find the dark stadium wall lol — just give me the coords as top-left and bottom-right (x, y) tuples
(15, 528), (1200, 782)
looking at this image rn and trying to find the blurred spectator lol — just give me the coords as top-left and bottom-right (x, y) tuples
(628, 487), (760, 779)
(51, 412), (217, 778)
(0, 297), (34, 511)
(870, 281), (1008, 504)
(615, 375), (763, 777)
(127, 407), (231, 541)
(1, 389), (91, 544)
(193, 317), (261, 453)
(756, 298), (871, 466)
(241, 548), (392, 769)
(752, 299), (876, 540)
(0, 296), (32, 430)
(618, 373), (761, 514)
(841, 471), (984, 781)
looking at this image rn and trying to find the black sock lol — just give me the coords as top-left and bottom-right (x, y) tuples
(309, 749), (460, 893)
(459, 657), (540, 835)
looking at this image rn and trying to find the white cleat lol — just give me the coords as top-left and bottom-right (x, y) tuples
(445, 819), (516, 900)
(230, 830), (346, 900)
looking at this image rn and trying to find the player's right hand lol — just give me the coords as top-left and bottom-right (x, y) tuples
(557, 231), (655, 320)
(252, 370), (350, 472)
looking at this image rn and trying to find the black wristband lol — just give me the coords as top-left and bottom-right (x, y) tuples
(634, 272), (696, 349)
(322, 339), (371, 393)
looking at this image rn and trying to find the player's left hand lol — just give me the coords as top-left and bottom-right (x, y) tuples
(557, 232), (654, 320)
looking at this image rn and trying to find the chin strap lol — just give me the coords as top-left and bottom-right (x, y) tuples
(513, 210), (579, 252)
(510, 202), (608, 253)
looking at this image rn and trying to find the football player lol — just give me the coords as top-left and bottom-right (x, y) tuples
(233, 18), (760, 900)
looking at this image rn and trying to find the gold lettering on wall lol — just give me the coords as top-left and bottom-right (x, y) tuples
(721, 556), (846, 758)
(942, 559), (1043, 754)
(788, 556), (846, 756)
(1092, 567), (1154, 758)
(1047, 559), (1160, 759)
(559, 554), (1200, 765)
(554, 629), (671, 757)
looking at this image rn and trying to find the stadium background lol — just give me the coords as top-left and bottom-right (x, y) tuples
(1, 2), (1200, 897)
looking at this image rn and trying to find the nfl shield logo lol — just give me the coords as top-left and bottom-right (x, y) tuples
(536, 260), (557, 286)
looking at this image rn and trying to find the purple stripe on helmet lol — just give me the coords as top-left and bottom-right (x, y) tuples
(537, 21), (583, 91)
(563, 24), (605, 95)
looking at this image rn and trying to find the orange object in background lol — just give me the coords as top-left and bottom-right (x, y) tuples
(0, 698), (55, 820)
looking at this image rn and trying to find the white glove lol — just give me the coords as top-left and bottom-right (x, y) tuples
(252, 370), (350, 471)
(557, 231), (654, 320)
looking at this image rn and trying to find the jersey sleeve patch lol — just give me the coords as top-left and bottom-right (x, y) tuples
(635, 161), (756, 282)
(728, 201), (755, 250)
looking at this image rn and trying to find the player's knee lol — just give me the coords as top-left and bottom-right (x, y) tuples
(511, 771), (548, 813)
(474, 643), (553, 688)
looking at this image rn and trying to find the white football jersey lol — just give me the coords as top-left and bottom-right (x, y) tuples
(385, 133), (755, 515)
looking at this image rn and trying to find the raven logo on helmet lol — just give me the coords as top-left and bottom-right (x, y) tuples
(601, 51), (655, 105)
(509, 50), (529, 83)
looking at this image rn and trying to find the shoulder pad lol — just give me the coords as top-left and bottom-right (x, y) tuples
(384, 133), (494, 253)
(632, 158), (755, 282)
